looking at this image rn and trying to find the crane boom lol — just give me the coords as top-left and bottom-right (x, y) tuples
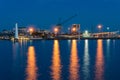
(56, 14), (77, 26)
(61, 14), (77, 25)
(54, 14), (77, 33)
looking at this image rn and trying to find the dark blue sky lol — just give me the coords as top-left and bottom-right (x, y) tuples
(0, 0), (120, 31)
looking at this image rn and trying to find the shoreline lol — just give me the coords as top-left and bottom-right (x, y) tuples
(0, 37), (120, 41)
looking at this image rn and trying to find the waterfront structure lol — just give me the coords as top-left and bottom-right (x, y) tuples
(83, 30), (91, 37)
(15, 23), (19, 39)
(92, 31), (119, 38)
(71, 24), (80, 34)
(18, 27), (27, 34)
(0, 23), (120, 40)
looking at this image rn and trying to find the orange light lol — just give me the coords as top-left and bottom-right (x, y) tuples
(95, 40), (104, 80)
(26, 46), (38, 80)
(51, 40), (61, 80)
(69, 40), (79, 80)
(54, 28), (58, 32)
(29, 28), (34, 33)
(72, 27), (76, 32)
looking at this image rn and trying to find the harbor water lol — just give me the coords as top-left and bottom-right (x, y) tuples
(0, 39), (120, 80)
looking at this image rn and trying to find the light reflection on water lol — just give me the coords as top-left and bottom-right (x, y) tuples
(12, 42), (20, 79)
(13, 43), (19, 59)
(83, 40), (90, 80)
(5, 39), (119, 80)
(95, 40), (104, 80)
(51, 40), (62, 80)
(69, 40), (80, 80)
(26, 46), (38, 80)
(106, 39), (110, 58)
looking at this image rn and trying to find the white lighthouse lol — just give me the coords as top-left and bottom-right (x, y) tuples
(15, 23), (19, 39)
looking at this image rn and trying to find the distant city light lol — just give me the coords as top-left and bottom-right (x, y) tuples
(29, 27), (34, 33)
(54, 27), (59, 33)
(85, 30), (88, 34)
(72, 27), (76, 32)
(107, 27), (110, 30)
(83, 30), (90, 37)
(29, 28), (33, 32)
(98, 25), (102, 29)
(68, 28), (70, 30)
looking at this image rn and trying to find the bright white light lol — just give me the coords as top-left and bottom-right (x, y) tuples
(83, 30), (90, 37)
(85, 30), (88, 34)
(98, 25), (102, 29)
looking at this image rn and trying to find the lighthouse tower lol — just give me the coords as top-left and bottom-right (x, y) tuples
(15, 23), (19, 39)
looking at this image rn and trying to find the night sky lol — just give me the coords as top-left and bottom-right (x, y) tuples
(0, 0), (120, 31)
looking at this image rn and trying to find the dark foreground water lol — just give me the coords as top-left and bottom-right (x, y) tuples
(0, 39), (120, 80)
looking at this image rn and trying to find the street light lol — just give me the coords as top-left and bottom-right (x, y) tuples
(98, 25), (102, 32)
(54, 27), (59, 34)
(28, 27), (34, 35)
(98, 25), (102, 29)
(54, 28), (58, 32)
(72, 27), (76, 32)
(107, 27), (110, 37)
(29, 28), (34, 32)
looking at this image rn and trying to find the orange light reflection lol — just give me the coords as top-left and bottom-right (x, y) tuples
(26, 46), (38, 80)
(69, 40), (80, 80)
(51, 40), (61, 80)
(95, 40), (104, 80)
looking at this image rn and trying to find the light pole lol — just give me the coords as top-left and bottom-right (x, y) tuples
(107, 27), (110, 37)
(68, 27), (70, 34)
(28, 27), (34, 38)
(29, 28), (34, 34)
(54, 27), (59, 36)
(71, 27), (77, 35)
(72, 27), (76, 32)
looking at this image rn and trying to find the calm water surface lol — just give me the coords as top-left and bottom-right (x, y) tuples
(0, 39), (120, 80)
